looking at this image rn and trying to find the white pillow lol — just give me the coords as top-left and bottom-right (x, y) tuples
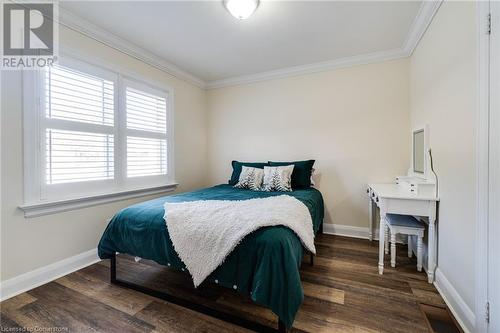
(234, 166), (264, 191)
(262, 165), (294, 192)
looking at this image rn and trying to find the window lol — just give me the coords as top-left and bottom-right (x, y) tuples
(124, 83), (168, 179)
(22, 56), (175, 208)
(44, 65), (115, 185)
(45, 129), (114, 184)
(127, 136), (167, 177)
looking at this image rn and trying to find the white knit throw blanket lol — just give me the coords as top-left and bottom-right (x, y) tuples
(164, 195), (315, 287)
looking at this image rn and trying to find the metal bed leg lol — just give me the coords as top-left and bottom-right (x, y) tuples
(278, 319), (287, 333)
(110, 252), (116, 283)
(309, 221), (323, 267)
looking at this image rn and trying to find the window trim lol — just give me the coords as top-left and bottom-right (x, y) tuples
(21, 52), (177, 217)
(19, 184), (179, 218)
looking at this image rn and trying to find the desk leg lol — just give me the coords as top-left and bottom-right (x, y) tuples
(427, 202), (437, 283)
(368, 190), (373, 241)
(378, 201), (386, 275)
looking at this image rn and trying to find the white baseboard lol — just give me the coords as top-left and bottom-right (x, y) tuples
(434, 268), (475, 333)
(0, 248), (100, 301)
(322, 223), (406, 242)
(323, 223), (372, 239)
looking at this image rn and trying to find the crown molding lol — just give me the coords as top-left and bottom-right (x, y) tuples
(58, 8), (206, 89)
(58, 1), (442, 90)
(402, 0), (443, 56)
(205, 48), (407, 89)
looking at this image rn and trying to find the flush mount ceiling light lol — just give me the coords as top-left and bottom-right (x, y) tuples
(223, 0), (260, 20)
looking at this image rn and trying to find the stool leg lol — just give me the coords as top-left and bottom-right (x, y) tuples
(407, 235), (413, 258)
(390, 232), (396, 268)
(384, 224), (389, 255)
(417, 236), (423, 272)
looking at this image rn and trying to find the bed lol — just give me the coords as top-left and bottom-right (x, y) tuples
(98, 184), (324, 332)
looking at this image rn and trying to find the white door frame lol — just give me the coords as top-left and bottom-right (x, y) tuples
(487, 1), (500, 332)
(477, 1), (500, 332)
(476, 1), (490, 332)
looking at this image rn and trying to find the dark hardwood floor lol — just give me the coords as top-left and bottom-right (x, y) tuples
(1, 235), (461, 333)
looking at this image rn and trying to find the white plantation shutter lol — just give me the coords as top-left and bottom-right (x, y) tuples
(127, 136), (167, 177)
(45, 66), (114, 126)
(45, 129), (114, 184)
(43, 63), (116, 187)
(125, 83), (169, 179)
(126, 87), (167, 133)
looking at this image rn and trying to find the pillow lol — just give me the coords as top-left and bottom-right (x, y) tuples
(310, 168), (317, 187)
(262, 165), (294, 192)
(268, 160), (315, 188)
(234, 166), (264, 191)
(229, 161), (268, 185)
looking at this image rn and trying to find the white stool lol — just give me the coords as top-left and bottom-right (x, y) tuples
(384, 214), (425, 272)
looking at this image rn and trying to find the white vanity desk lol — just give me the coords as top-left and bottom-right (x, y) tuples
(367, 183), (439, 283)
(367, 126), (439, 283)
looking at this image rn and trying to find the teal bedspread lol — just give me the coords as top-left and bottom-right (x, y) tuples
(97, 184), (324, 328)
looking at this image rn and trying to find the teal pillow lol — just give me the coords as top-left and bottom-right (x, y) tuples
(268, 160), (315, 189)
(229, 161), (268, 185)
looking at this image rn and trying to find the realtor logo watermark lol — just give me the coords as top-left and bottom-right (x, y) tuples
(1, 1), (58, 69)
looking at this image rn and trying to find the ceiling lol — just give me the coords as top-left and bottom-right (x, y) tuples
(60, 1), (427, 87)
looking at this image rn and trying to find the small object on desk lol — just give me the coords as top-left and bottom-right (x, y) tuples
(384, 214), (425, 271)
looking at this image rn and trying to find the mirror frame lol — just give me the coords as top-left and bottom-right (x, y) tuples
(413, 129), (425, 174)
(409, 125), (429, 178)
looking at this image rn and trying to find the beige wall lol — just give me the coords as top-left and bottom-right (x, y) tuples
(0, 26), (208, 281)
(410, 1), (477, 312)
(207, 59), (411, 228)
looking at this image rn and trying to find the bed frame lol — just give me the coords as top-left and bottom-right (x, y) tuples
(109, 222), (323, 333)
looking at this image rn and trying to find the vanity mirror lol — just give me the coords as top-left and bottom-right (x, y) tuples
(396, 125), (437, 198)
(413, 129), (425, 174)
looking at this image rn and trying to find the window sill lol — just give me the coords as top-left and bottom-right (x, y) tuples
(19, 183), (179, 218)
